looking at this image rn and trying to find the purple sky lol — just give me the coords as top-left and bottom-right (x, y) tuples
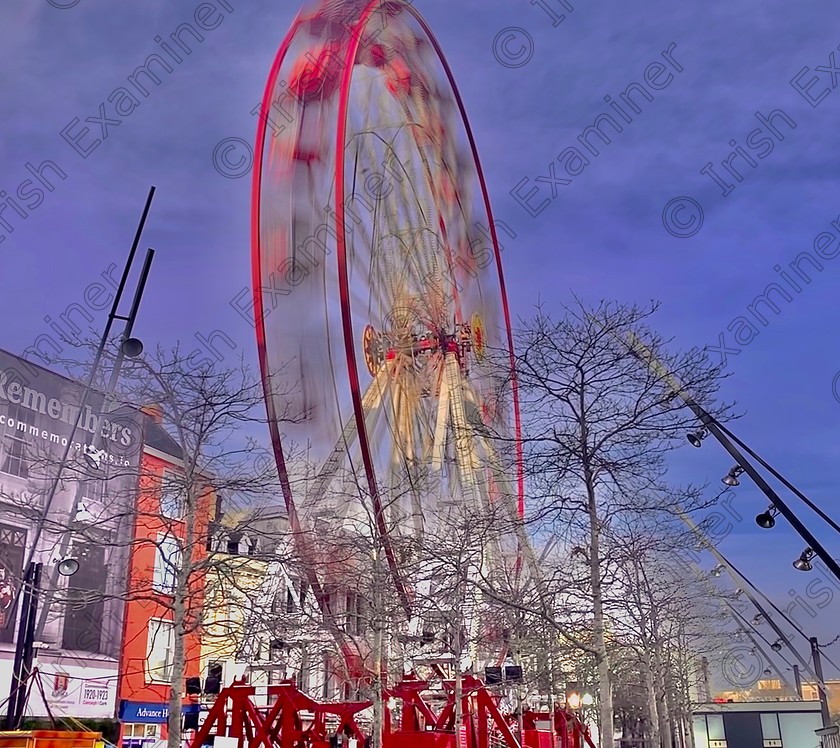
(2, 0), (838, 677)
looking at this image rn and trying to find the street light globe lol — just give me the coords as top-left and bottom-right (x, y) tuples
(57, 558), (79, 577)
(581, 693), (594, 706)
(121, 337), (144, 358)
(567, 693), (581, 710)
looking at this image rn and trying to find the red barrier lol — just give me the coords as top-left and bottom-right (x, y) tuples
(187, 679), (597, 748)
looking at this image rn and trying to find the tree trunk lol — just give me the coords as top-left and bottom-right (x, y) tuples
(167, 479), (198, 748)
(643, 652), (661, 748)
(167, 572), (187, 748)
(372, 545), (384, 748)
(586, 485), (614, 748)
(652, 642), (672, 748)
(453, 564), (464, 748)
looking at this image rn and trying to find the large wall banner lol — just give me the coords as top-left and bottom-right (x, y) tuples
(0, 346), (144, 717)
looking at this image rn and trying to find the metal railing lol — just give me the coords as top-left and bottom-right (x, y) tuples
(817, 726), (840, 748)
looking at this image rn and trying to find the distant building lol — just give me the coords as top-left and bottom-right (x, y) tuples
(718, 676), (840, 718)
(200, 509), (338, 701)
(693, 700), (826, 748)
(115, 406), (215, 748)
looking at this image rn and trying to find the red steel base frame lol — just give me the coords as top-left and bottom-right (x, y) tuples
(187, 677), (598, 748)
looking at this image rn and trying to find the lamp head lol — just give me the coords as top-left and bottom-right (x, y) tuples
(687, 427), (708, 448)
(722, 466), (744, 487)
(57, 558), (79, 577)
(755, 508), (777, 529)
(120, 337), (144, 358)
(793, 548), (814, 572)
(771, 641), (783, 652)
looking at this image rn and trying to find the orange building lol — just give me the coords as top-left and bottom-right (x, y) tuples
(116, 408), (216, 748)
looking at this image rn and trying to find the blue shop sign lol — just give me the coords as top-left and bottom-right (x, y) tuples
(119, 701), (201, 724)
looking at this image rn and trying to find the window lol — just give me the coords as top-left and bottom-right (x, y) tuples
(299, 580), (309, 608)
(205, 661), (223, 694)
(760, 713), (782, 747)
(146, 619), (174, 682)
(1, 404), (33, 478)
(159, 470), (184, 519)
(346, 593), (366, 636)
(226, 533), (241, 555)
(122, 723), (159, 748)
(153, 535), (181, 595)
(702, 714), (726, 748)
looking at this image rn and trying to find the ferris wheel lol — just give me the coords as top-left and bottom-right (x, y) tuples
(251, 0), (527, 665)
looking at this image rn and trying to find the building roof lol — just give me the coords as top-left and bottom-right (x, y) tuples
(142, 413), (182, 459)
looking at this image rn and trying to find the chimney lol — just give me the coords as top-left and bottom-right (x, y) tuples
(141, 403), (164, 423)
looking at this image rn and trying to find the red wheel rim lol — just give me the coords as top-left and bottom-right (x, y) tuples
(251, 0), (524, 623)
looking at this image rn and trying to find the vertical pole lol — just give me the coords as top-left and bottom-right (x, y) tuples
(34, 245), (156, 644)
(5, 562), (42, 730)
(700, 658), (711, 702)
(810, 638), (831, 727)
(792, 665), (803, 699)
(5, 563), (33, 729)
(17, 187), (156, 601)
(14, 564), (42, 729)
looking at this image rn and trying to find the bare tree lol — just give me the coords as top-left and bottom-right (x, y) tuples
(112, 347), (304, 748)
(513, 300), (731, 748)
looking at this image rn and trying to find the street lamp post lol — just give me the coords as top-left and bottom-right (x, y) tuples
(810, 638), (831, 728)
(3, 187), (155, 730)
(14, 186), (157, 623)
(627, 332), (840, 585)
(4, 562), (41, 730)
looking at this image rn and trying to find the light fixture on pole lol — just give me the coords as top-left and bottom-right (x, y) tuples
(755, 506), (779, 529)
(722, 465), (745, 487)
(565, 682), (581, 710)
(793, 548), (815, 572)
(771, 640), (783, 652)
(710, 564), (725, 578)
(687, 427), (709, 448)
(120, 337), (144, 358)
(581, 693), (594, 706)
(752, 614), (763, 625)
(56, 558), (79, 577)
